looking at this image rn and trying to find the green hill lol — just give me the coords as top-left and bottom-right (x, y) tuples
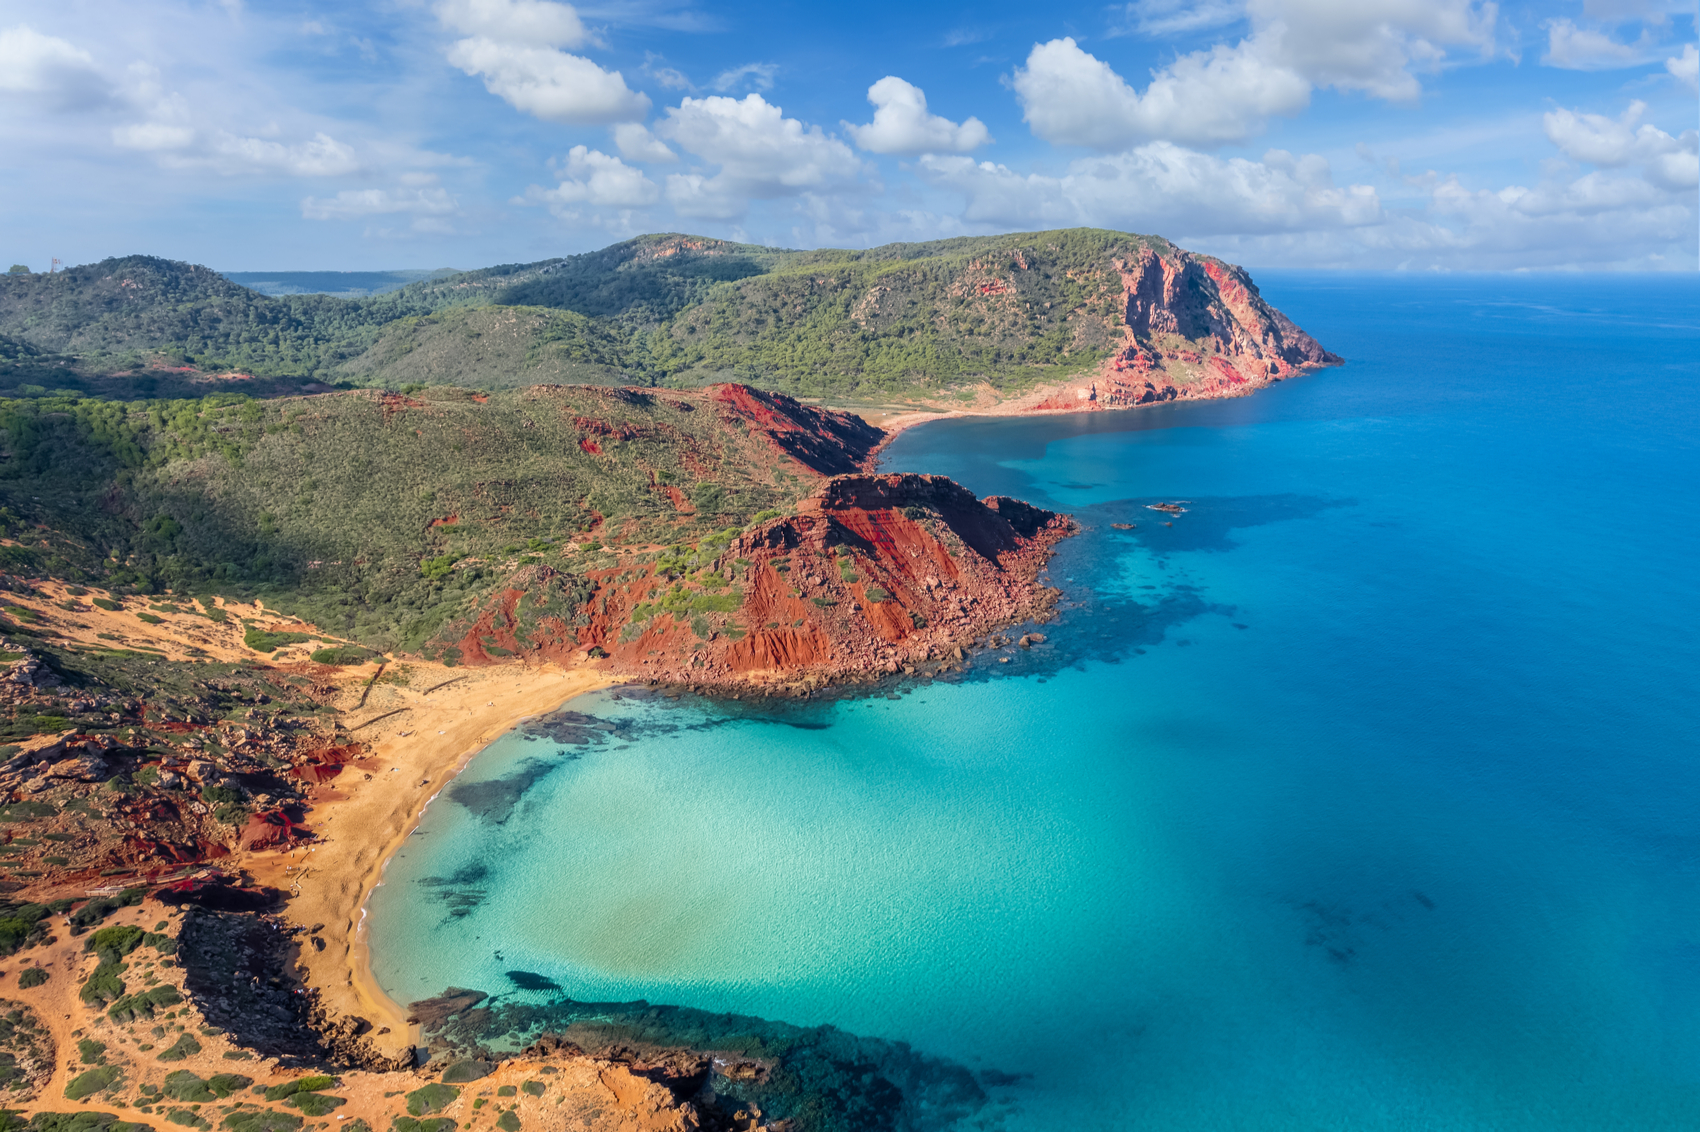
(0, 383), (876, 653)
(0, 229), (1262, 401)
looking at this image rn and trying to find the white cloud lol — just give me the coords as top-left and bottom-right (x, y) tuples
(524, 145), (658, 211)
(444, 38), (649, 124)
(1668, 43), (1699, 90)
(301, 187), (458, 220)
(845, 77), (990, 156)
(918, 143), (1381, 236)
(1016, 3), (1498, 150)
(1542, 18), (1661, 69)
(712, 63), (778, 93)
(438, 0), (648, 125)
(641, 53), (694, 91)
(1251, 0), (1498, 100)
(109, 65), (368, 177)
(1108, 1), (1247, 38)
(656, 94), (864, 219)
(0, 24), (116, 111)
(1545, 100), (1682, 166)
(611, 121), (677, 163)
(918, 98), (1695, 271)
(1013, 35), (1310, 148)
(1545, 101), (1699, 192)
(434, 0), (590, 48)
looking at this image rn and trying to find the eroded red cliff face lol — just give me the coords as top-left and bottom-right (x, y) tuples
(705, 383), (885, 475)
(432, 474), (1073, 693)
(1026, 247), (1339, 413)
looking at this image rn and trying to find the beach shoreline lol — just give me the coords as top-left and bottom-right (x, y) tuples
(850, 365), (1325, 468)
(249, 659), (615, 1061)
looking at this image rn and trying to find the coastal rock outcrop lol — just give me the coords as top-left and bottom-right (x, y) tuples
(1022, 245), (1340, 413)
(431, 472), (1074, 691)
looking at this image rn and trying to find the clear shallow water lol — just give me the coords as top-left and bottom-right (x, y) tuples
(368, 274), (1700, 1129)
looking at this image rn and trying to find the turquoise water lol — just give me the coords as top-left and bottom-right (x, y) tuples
(368, 273), (1700, 1129)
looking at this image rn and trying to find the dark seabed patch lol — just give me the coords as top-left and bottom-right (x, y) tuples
(505, 970), (563, 992)
(418, 861), (490, 919)
(448, 758), (565, 825)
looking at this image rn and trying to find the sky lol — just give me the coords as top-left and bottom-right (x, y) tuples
(1, 0), (1695, 272)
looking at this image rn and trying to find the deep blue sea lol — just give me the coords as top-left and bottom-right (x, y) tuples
(368, 273), (1700, 1129)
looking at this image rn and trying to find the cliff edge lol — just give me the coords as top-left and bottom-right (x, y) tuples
(431, 472), (1073, 693)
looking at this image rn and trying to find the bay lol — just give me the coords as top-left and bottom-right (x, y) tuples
(367, 272), (1700, 1129)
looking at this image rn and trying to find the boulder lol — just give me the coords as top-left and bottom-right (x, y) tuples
(46, 753), (109, 782)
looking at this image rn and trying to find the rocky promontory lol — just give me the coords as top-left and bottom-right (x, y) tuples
(430, 472), (1074, 694)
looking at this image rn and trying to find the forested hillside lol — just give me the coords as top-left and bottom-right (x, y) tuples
(0, 230), (1316, 401)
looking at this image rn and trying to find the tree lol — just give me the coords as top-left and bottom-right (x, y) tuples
(6, 265), (28, 275)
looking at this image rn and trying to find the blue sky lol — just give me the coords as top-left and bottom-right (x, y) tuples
(2, 0), (1694, 271)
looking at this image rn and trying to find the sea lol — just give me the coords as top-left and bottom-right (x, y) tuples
(365, 272), (1700, 1129)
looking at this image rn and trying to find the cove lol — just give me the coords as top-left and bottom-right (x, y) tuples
(366, 273), (1700, 1129)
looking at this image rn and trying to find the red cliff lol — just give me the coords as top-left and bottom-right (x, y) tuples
(1023, 247), (1339, 413)
(431, 473), (1074, 693)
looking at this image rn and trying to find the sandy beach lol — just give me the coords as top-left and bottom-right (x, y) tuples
(246, 658), (615, 1061)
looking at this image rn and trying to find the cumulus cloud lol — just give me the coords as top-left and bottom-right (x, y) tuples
(656, 94), (864, 219)
(1256, 0), (1498, 99)
(1545, 100), (1698, 191)
(0, 24), (116, 111)
(845, 77), (990, 155)
(524, 145), (658, 211)
(438, 0), (649, 124)
(918, 95), (1695, 271)
(1015, 2), (1498, 149)
(1013, 36), (1309, 148)
(1669, 43), (1698, 90)
(611, 122), (676, 163)
(301, 186), (458, 220)
(918, 143), (1381, 235)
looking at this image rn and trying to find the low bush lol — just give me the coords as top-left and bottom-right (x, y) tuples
(107, 983), (181, 1022)
(219, 1108), (302, 1131)
(281, 1092), (342, 1117)
(262, 1077), (333, 1103)
(155, 1033), (201, 1061)
(405, 1083), (459, 1115)
(307, 645), (372, 665)
(242, 626), (309, 653)
(63, 1064), (121, 1101)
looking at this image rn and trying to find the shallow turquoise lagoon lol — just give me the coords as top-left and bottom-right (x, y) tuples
(368, 274), (1700, 1129)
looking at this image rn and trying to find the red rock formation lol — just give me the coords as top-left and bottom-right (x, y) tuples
(1027, 247), (1339, 413)
(238, 810), (310, 851)
(430, 473), (1073, 692)
(704, 383), (885, 476)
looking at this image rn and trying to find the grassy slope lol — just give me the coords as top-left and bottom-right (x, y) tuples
(0, 386), (832, 653)
(0, 229), (1208, 400)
